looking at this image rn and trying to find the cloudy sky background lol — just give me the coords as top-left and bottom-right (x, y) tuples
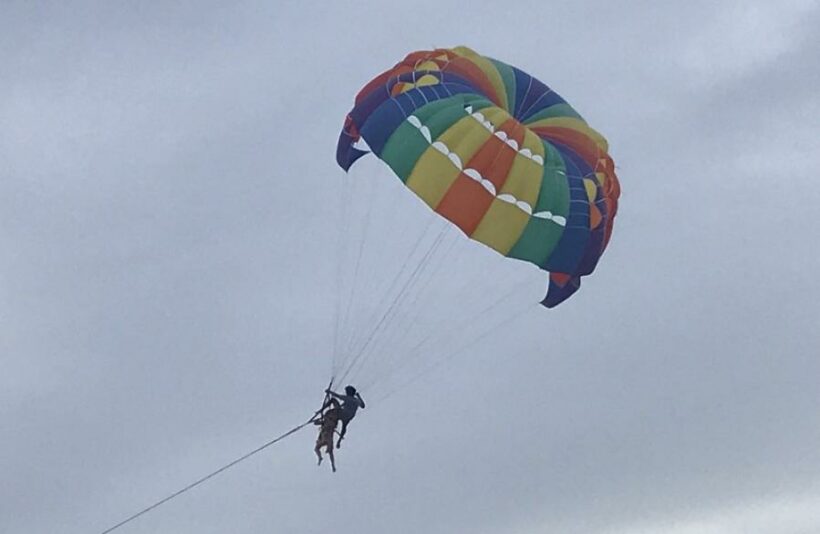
(3, 1), (820, 533)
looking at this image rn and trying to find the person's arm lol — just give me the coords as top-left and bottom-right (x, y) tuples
(325, 389), (342, 400)
(356, 393), (365, 409)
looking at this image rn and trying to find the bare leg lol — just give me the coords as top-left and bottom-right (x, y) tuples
(315, 443), (323, 465)
(327, 444), (336, 472)
(337, 418), (349, 449)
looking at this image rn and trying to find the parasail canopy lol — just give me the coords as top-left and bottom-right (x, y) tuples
(337, 46), (620, 307)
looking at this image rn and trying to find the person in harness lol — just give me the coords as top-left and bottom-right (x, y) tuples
(325, 385), (365, 448)
(314, 398), (341, 472)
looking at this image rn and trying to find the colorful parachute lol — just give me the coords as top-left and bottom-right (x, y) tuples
(337, 46), (620, 307)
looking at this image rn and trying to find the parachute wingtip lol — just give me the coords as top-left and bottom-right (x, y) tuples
(541, 274), (582, 308)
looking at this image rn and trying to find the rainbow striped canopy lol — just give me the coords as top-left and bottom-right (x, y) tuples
(337, 46), (620, 307)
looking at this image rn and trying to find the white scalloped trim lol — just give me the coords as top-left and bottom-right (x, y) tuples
(516, 200), (533, 214)
(353, 137), (371, 151)
(460, 168), (496, 196)
(465, 108), (544, 166)
(533, 211), (567, 226)
(404, 114), (567, 228)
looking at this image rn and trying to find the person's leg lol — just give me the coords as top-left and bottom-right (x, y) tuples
(328, 445), (336, 472)
(337, 417), (349, 448)
(315, 440), (323, 465)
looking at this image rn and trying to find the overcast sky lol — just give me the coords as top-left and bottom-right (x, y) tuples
(3, 1), (820, 533)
